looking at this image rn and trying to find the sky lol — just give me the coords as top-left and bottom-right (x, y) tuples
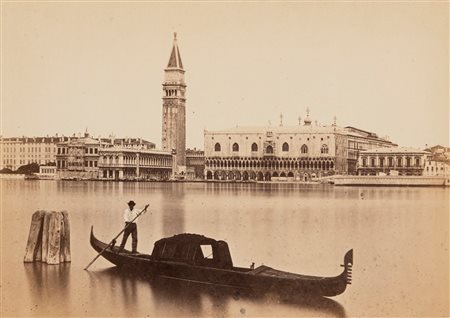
(1, 1), (449, 150)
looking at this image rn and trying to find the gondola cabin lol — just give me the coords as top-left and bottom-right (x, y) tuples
(150, 234), (234, 269)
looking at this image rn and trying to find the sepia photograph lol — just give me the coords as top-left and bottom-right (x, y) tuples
(0, 1), (449, 317)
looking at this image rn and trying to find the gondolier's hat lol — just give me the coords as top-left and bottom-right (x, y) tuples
(127, 200), (136, 206)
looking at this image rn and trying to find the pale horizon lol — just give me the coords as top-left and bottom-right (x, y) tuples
(2, 2), (449, 150)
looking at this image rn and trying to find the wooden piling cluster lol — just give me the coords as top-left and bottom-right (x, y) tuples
(24, 210), (71, 264)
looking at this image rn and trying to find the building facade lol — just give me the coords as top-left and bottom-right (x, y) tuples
(36, 165), (57, 179)
(204, 113), (396, 181)
(162, 33), (186, 172)
(345, 126), (398, 174)
(56, 133), (155, 179)
(423, 160), (449, 177)
(423, 145), (450, 177)
(0, 136), (68, 171)
(357, 147), (429, 176)
(186, 149), (205, 180)
(98, 148), (173, 181)
(56, 134), (108, 179)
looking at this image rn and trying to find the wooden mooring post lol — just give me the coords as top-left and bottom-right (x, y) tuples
(24, 210), (71, 264)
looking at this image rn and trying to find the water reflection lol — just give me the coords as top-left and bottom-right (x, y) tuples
(23, 263), (71, 315)
(88, 267), (346, 318)
(3, 180), (448, 317)
(161, 183), (185, 237)
(201, 182), (336, 197)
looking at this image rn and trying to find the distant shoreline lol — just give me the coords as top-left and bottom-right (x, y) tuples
(2, 174), (449, 187)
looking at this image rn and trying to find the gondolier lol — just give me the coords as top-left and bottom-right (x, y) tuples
(118, 200), (149, 253)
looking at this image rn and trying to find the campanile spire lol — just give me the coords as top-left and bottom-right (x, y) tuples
(167, 32), (183, 69)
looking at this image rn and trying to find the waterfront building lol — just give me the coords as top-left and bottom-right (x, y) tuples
(423, 160), (450, 177)
(56, 132), (155, 179)
(36, 165), (57, 179)
(186, 149), (205, 180)
(423, 145), (450, 177)
(204, 111), (396, 181)
(98, 148), (173, 181)
(161, 33), (186, 174)
(0, 135), (68, 171)
(56, 133), (108, 179)
(357, 147), (429, 176)
(345, 126), (397, 173)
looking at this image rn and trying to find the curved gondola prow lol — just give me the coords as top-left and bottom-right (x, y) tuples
(90, 225), (96, 247)
(342, 249), (353, 285)
(89, 226), (109, 253)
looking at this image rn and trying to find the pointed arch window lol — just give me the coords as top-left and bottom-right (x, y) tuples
(214, 143), (221, 152)
(251, 143), (258, 152)
(232, 143), (239, 152)
(266, 145), (273, 154)
(321, 144), (329, 154)
(301, 144), (308, 154)
(282, 142), (289, 152)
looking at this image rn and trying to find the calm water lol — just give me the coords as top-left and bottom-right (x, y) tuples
(1, 180), (448, 317)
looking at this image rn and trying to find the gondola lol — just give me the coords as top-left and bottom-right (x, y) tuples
(90, 227), (353, 297)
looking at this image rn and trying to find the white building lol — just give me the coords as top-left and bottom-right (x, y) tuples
(56, 132), (156, 180)
(0, 136), (67, 171)
(358, 147), (429, 176)
(36, 165), (58, 179)
(423, 160), (450, 177)
(98, 147), (173, 181)
(204, 111), (396, 181)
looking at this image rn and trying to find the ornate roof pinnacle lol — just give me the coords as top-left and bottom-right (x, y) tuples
(304, 107), (312, 126)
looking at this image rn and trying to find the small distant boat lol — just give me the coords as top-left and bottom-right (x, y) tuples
(90, 227), (353, 297)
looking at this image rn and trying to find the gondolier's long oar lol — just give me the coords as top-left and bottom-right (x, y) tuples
(84, 204), (149, 271)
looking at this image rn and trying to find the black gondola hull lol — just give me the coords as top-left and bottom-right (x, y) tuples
(90, 227), (352, 297)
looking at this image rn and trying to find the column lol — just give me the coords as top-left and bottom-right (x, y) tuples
(136, 153), (140, 178)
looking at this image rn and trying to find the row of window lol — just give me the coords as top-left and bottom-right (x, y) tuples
(164, 89), (182, 97)
(5, 154), (47, 158)
(426, 166), (445, 171)
(57, 148), (99, 155)
(2, 147), (54, 153)
(214, 143), (329, 154)
(212, 135), (331, 141)
(56, 160), (98, 168)
(206, 159), (335, 170)
(362, 157), (421, 168)
(100, 156), (172, 166)
(86, 161), (98, 167)
(40, 168), (56, 174)
(85, 148), (98, 154)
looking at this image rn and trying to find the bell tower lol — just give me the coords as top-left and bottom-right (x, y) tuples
(162, 32), (186, 169)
